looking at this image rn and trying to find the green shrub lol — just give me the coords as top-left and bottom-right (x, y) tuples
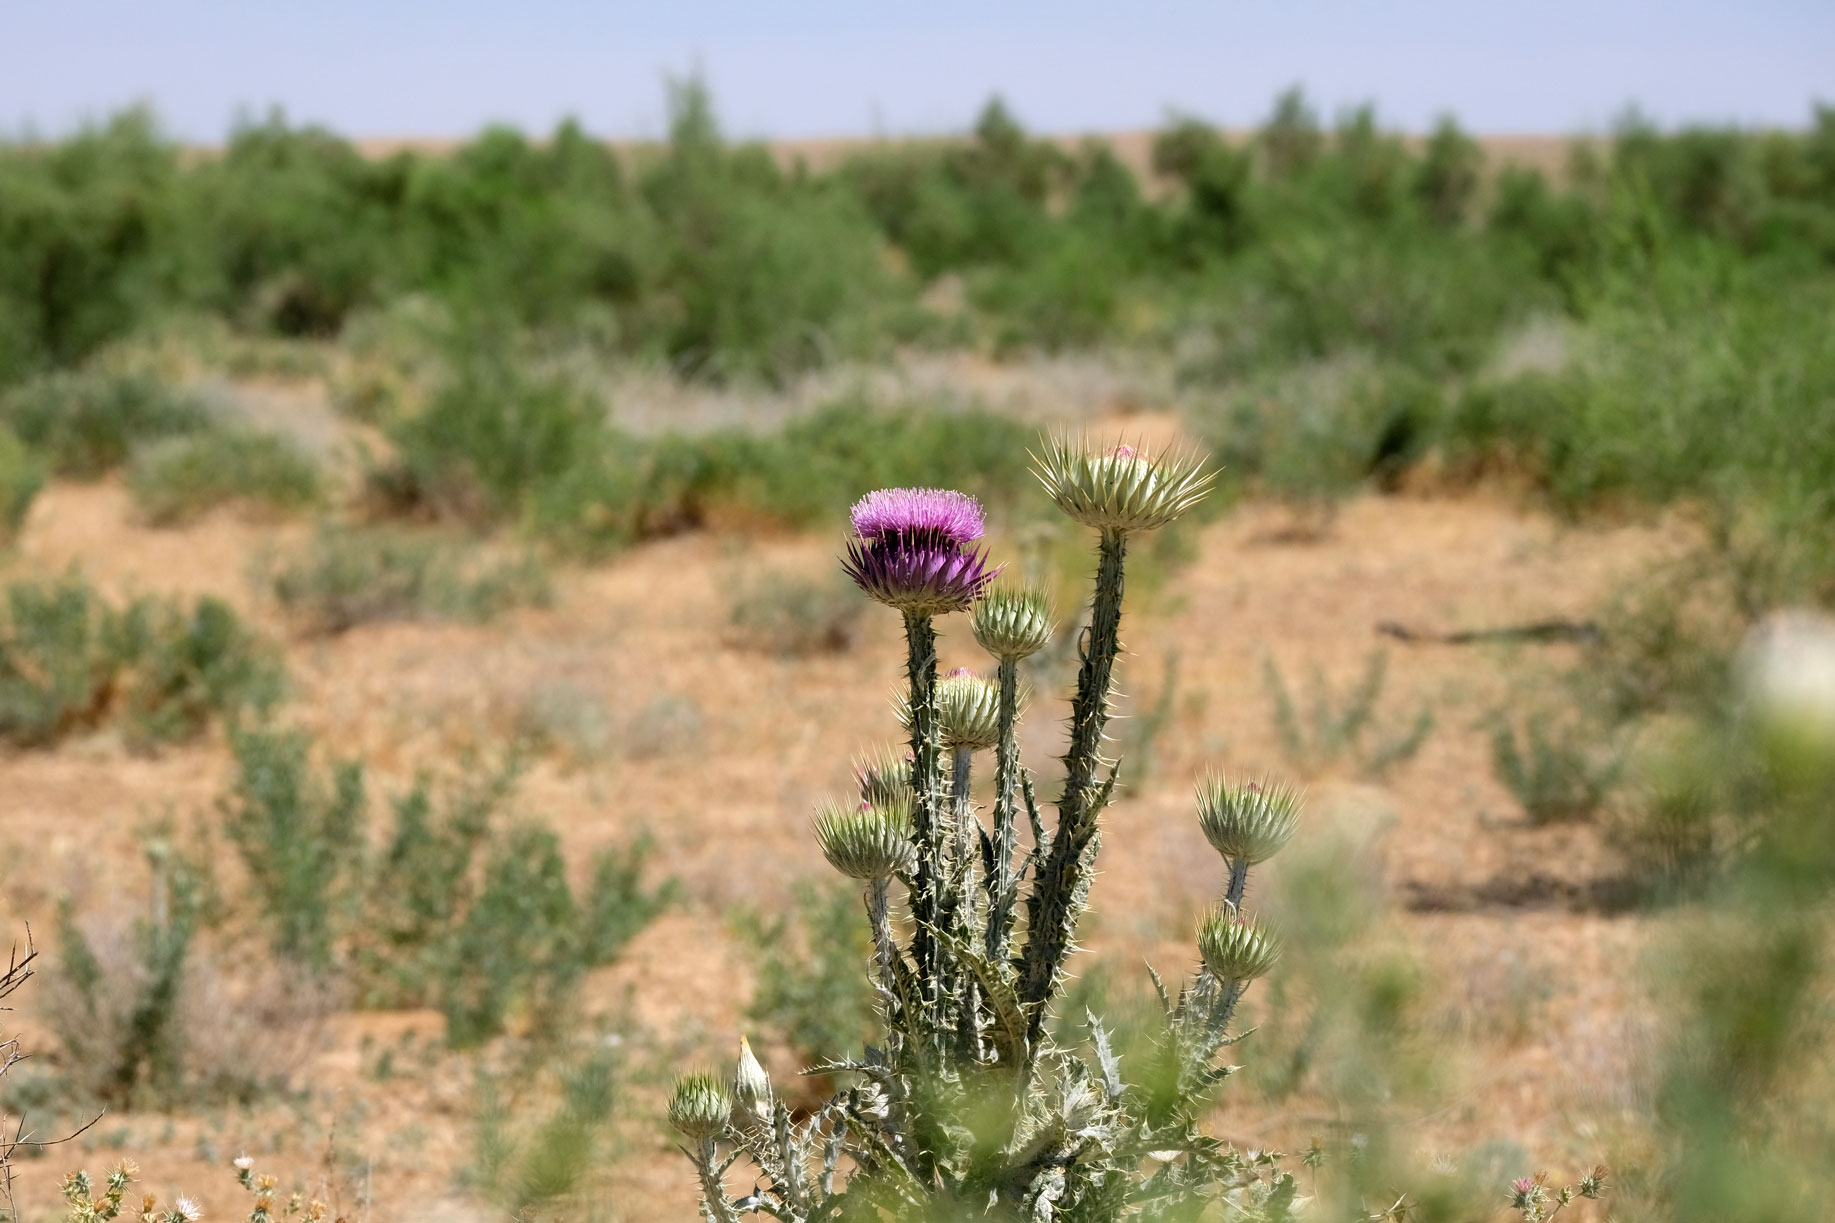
(218, 729), (674, 1045)
(0, 425), (45, 541)
(1489, 712), (1624, 824)
(0, 574), (277, 748)
(471, 1047), (621, 1215)
(1264, 649), (1436, 778)
(741, 883), (876, 1069)
(269, 525), (551, 635)
(0, 370), (207, 477)
(726, 567), (865, 655)
(126, 426), (320, 525)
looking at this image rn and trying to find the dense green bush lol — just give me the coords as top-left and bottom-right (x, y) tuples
(0, 425), (45, 541)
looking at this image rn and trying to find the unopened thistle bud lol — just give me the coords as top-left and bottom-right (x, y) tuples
(854, 744), (916, 810)
(668, 1072), (732, 1139)
(1196, 775), (1301, 866)
(733, 1035), (772, 1126)
(896, 669), (1018, 751)
(814, 798), (915, 879)
(1034, 435), (1214, 533)
(1197, 910), (1282, 982)
(971, 585), (1054, 660)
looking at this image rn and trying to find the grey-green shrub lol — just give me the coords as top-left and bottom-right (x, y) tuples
(127, 426), (320, 525)
(269, 525), (551, 635)
(0, 371), (208, 478)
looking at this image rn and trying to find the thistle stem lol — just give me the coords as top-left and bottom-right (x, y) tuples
(1224, 858), (1250, 911)
(1019, 528), (1128, 1041)
(902, 611), (944, 1027)
(694, 1137), (740, 1223)
(987, 655), (1022, 960)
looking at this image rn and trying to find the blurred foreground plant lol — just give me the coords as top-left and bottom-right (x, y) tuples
(669, 440), (1348, 1220)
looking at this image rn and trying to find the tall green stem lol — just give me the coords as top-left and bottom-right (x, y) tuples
(902, 611), (944, 1026)
(1018, 528), (1128, 1040)
(986, 655), (1022, 960)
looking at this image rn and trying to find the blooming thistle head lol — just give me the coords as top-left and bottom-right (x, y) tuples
(842, 535), (1000, 618)
(1034, 434), (1214, 534)
(971, 584), (1054, 661)
(171, 1195), (203, 1222)
(1196, 774), (1301, 866)
(815, 796), (915, 879)
(668, 1072), (732, 1139)
(896, 669), (1017, 751)
(850, 487), (986, 547)
(1197, 909), (1282, 983)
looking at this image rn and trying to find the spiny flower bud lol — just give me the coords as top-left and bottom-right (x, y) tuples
(814, 798), (915, 880)
(733, 1035), (772, 1125)
(896, 669), (1019, 751)
(971, 585), (1054, 660)
(668, 1072), (732, 1139)
(1034, 435), (1214, 533)
(854, 744), (916, 810)
(1197, 910), (1282, 982)
(1196, 774), (1301, 866)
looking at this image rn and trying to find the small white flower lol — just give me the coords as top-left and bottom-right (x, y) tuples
(233, 1155), (254, 1171)
(175, 1194), (203, 1221)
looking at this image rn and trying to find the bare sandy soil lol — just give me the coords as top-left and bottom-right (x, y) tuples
(0, 445), (1671, 1218)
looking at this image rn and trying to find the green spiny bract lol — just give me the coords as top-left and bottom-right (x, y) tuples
(1032, 434), (1215, 534)
(1196, 773), (1302, 866)
(1197, 908), (1283, 982)
(895, 668), (1014, 751)
(678, 437), (1320, 1222)
(668, 1072), (732, 1139)
(813, 798), (915, 880)
(971, 584), (1054, 660)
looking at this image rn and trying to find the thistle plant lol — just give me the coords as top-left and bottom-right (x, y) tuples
(674, 444), (1327, 1221)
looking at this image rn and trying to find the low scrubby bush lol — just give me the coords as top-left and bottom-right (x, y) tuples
(0, 371), (208, 478)
(127, 426), (321, 525)
(0, 573), (280, 748)
(726, 569), (866, 656)
(219, 728), (674, 1047)
(268, 525), (550, 635)
(0, 425), (45, 542)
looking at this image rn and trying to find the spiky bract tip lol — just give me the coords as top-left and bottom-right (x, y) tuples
(814, 797), (916, 880)
(1197, 910), (1283, 983)
(1033, 434), (1214, 533)
(854, 743), (916, 810)
(971, 584), (1055, 660)
(1196, 774), (1301, 866)
(842, 536), (1000, 617)
(668, 1072), (732, 1139)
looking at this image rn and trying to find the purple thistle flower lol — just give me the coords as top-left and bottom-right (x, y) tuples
(850, 487), (986, 547)
(842, 536), (1000, 617)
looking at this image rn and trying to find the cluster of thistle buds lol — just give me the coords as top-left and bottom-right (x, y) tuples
(60, 1163), (201, 1223)
(1509, 1167), (1609, 1221)
(673, 436), (1317, 1220)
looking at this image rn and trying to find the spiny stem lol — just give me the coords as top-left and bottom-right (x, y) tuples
(1225, 858), (1250, 911)
(987, 655), (1022, 961)
(1019, 527), (1128, 1041)
(694, 1137), (739, 1223)
(902, 611), (943, 1024)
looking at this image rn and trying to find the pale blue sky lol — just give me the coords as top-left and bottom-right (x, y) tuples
(2, 1), (1829, 141)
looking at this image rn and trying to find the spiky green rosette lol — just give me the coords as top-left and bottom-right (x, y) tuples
(897, 669), (1017, 752)
(1033, 436), (1214, 534)
(668, 1072), (732, 1139)
(1197, 910), (1282, 983)
(971, 585), (1054, 661)
(1197, 775), (1301, 866)
(815, 797), (915, 879)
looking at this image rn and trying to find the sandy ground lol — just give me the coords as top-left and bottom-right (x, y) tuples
(0, 451), (1672, 1218)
